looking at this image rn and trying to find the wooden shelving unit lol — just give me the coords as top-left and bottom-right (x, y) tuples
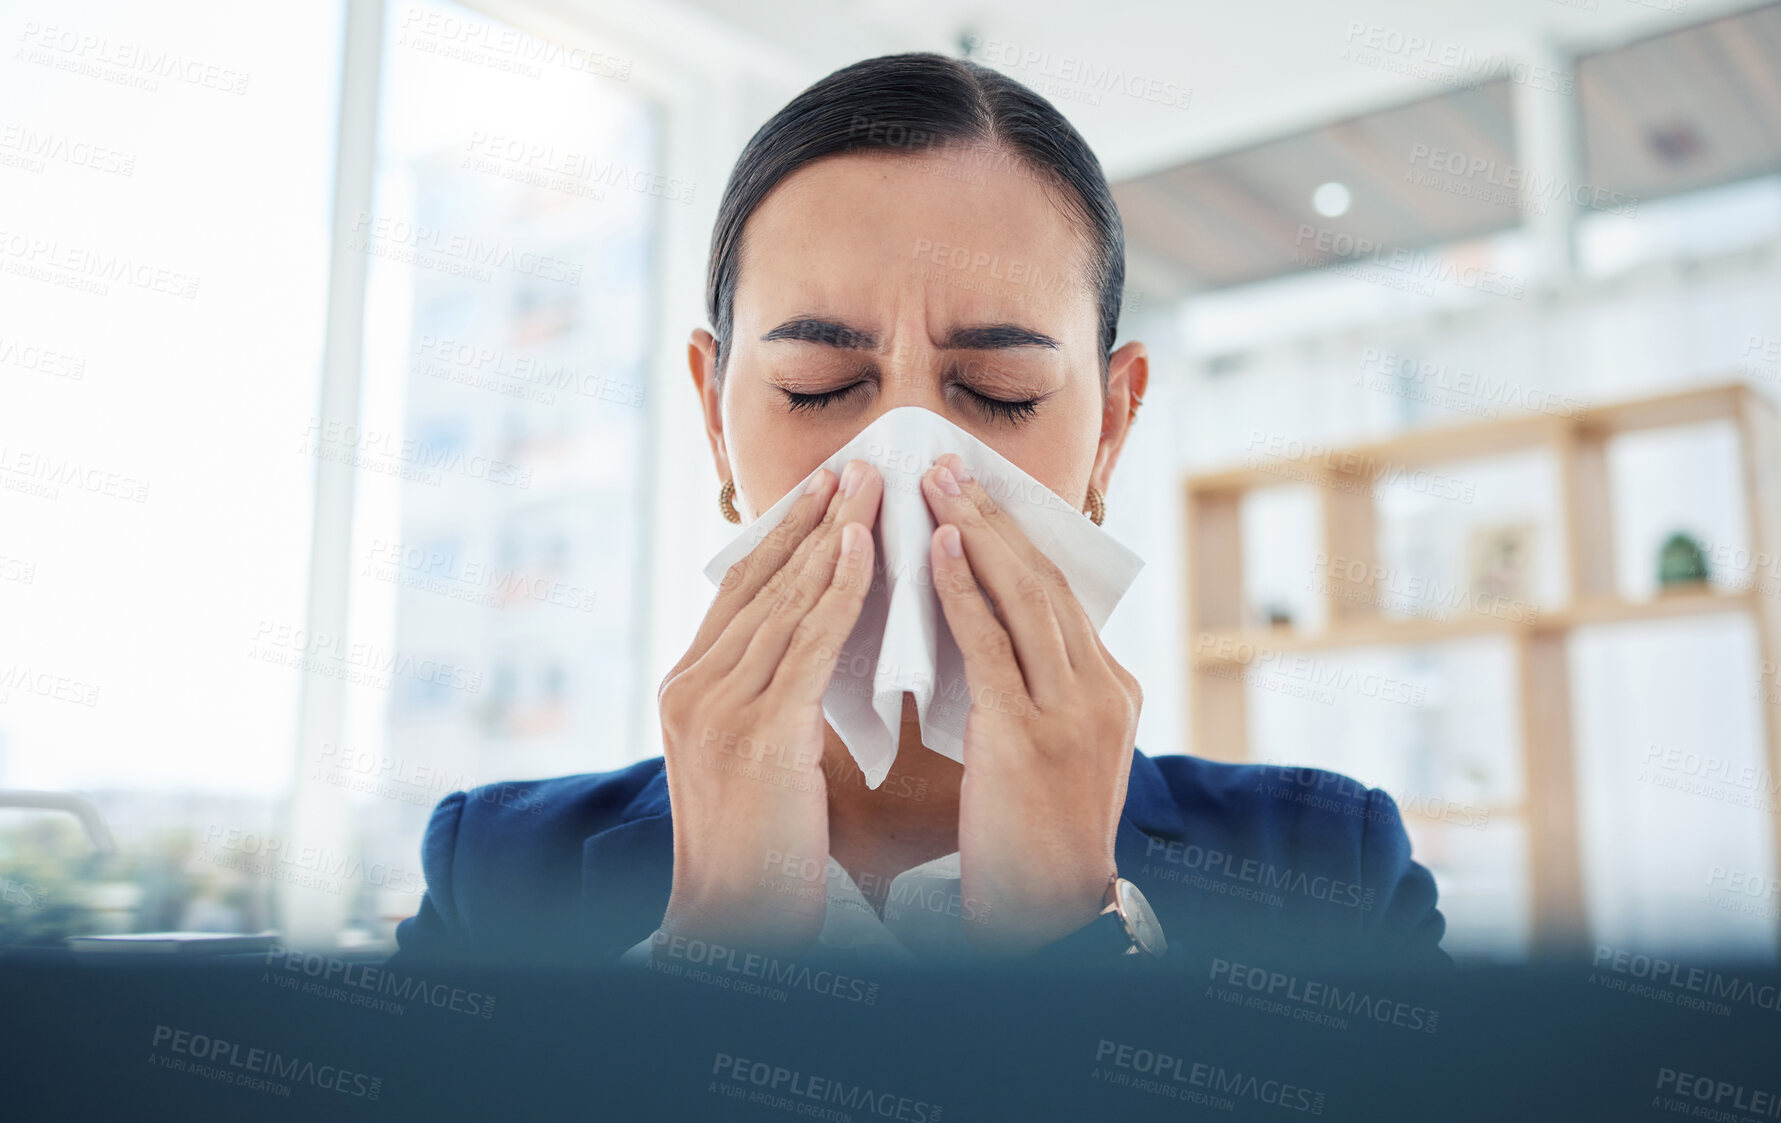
(1183, 381), (1781, 954)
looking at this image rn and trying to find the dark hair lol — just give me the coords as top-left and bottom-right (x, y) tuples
(704, 51), (1125, 393)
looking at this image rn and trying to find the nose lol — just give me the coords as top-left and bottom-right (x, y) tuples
(864, 301), (964, 422)
(873, 382), (948, 421)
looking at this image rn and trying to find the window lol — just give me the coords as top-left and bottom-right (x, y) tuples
(0, 0), (344, 943)
(0, 0), (661, 954)
(322, 0), (658, 945)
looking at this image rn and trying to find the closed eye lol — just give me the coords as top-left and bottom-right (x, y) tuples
(774, 375), (1049, 425)
(955, 384), (1042, 424)
(779, 380), (873, 413)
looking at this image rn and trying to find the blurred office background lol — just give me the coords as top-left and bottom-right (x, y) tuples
(2, 0), (1779, 964)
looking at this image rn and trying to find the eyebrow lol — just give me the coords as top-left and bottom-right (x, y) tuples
(759, 318), (1059, 352)
(760, 318), (876, 350)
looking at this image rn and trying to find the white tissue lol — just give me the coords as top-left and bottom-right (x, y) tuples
(702, 406), (1144, 789)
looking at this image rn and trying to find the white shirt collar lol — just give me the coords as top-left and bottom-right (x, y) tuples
(623, 850), (980, 967)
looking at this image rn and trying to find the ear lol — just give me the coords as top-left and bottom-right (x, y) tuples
(688, 328), (730, 485)
(1089, 340), (1149, 494)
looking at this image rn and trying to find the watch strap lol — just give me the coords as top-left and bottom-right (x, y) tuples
(1027, 881), (1143, 965)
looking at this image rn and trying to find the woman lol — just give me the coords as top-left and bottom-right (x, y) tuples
(388, 52), (1449, 974)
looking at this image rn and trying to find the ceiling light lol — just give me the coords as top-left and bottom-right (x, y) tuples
(1313, 181), (1352, 218)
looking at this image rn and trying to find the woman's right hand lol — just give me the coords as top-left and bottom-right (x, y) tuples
(653, 459), (882, 957)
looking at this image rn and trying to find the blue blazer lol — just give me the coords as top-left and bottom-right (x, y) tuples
(386, 749), (1450, 972)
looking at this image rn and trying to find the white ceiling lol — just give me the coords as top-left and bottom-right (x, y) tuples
(604, 0), (1775, 181)
(1111, 2), (1781, 294)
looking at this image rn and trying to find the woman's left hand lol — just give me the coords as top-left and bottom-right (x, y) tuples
(921, 452), (1143, 957)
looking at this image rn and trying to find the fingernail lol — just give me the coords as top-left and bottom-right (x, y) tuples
(842, 462), (862, 497)
(805, 468), (827, 495)
(935, 465), (961, 497)
(940, 524), (963, 558)
(952, 458), (972, 483)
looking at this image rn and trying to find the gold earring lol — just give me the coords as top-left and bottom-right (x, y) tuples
(719, 478), (741, 524)
(1083, 485), (1105, 525)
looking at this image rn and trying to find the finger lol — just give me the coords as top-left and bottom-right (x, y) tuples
(729, 460), (883, 696)
(920, 460), (1071, 701)
(927, 523), (1029, 713)
(696, 468), (846, 682)
(681, 467), (836, 673)
(767, 520), (877, 706)
(936, 453), (1103, 673)
(695, 463), (859, 680)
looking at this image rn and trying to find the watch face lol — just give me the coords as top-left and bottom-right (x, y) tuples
(1115, 880), (1167, 957)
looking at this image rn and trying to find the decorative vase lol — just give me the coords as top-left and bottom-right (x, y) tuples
(1657, 531), (1709, 590)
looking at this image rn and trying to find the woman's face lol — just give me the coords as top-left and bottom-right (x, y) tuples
(690, 146), (1148, 521)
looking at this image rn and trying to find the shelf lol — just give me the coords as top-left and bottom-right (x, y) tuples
(1185, 381), (1768, 496)
(1191, 588), (1760, 667)
(1182, 379), (1781, 954)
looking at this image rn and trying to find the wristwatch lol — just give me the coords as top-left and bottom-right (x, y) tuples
(1034, 876), (1167, 964)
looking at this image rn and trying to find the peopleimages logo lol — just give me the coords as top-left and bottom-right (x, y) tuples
(0, 334), (86, 380)
(347, 213), (582, 286)
(264, 945), (496, 1018)
(0, 442), (150, 503)
(710, 1052), (938, 1120)
(411, 335), (645, 409)
(462, 131), (694, 203)
(1654, 1067), (1780, 1117)
(1340, 22), (1573, 94)
(1245, 430), (1479, 503)
(0, 664), (101, 707)
(963, 36), (1193, 109)
(1308, 551), (1541, 626)
(1144, 835), (1375, 911)
(1253, 762), (1490, 831)
(651, 931), (880, 1006)
(1209, 957), (1440, 1033)
(199, 823), (423, 895)
(1093, 1040), (1326, 1113)
(312, 743), (545, 815)
(0, 125), (137, 176)
(396, 5), (631, 82)
(300, 416), (532, 490)
(1294, 224), (1526, 299)
(362, 537), (596, 612)
(149, 1025), (380, 1099)
(16, 23), (252, 94)
(1356, 348), (1588, 419)
(0, 229), (199, 298)
(1636, 742), (1780, 813)
(1591, 944), (1781, 1016)
(1405, 144), (1638, 216)
(248, 619), (484, 695)
(1193, 635), (1430, 708)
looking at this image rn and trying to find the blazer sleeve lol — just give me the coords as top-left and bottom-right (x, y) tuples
(385, 790), (469, 969)
(1359, 786), (1453, 969)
